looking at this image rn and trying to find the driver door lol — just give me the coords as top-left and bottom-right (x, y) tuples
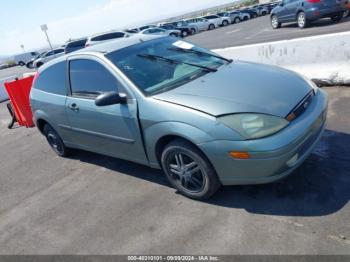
(64, 56), (148, 164)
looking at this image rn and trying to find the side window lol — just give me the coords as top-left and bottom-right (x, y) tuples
(69, 59), (119, 97)
(54, 49), (64, 54)
(45, 51), (54, 57)
(33, 61), (67, 95)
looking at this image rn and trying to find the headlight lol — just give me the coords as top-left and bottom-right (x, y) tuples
(218, 113), (289, 140)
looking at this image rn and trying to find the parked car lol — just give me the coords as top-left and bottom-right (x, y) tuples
(230, 10), (251, 21)
(217, 11), (241, 24)
(241, 8), (259, 18)
(65, 38), (87, 54)
(271, 0), (347, 29)
(85, 31), (129, 47)
(163, 21), (195, 37)
(26, 52), (47, 68)
(0, 63), (9, 70)
(184, 17), (211, 33)
(158, 22), (193, 36)
(30, 35), (327, 200)
(265, 2), (280, 14)
(254, 5), (269, 16)
(139, 27), (181, 37)
(203, 14), (230, 27)
(14, 51), (39, 66)
(32, 48), (65, 68)
(126, 25), (156, 33)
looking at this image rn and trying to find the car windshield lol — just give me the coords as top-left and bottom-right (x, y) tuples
(106, 37), (228, 96)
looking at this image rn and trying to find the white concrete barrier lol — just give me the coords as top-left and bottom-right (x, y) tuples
(214, 31), (350, 85)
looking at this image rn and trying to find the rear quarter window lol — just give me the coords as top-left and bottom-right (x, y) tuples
(33, 61), (67, 96)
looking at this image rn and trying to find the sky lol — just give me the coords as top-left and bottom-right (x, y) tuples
(0, 0), (234, 56)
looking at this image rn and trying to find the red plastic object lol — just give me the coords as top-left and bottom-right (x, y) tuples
(4, 76), (35, 128)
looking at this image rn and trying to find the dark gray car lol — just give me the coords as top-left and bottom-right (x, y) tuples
(30, 36), (328, 199)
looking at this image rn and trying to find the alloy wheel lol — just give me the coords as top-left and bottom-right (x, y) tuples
(298, 12), (306, 28)
(168, 152), (206, 193)
(47, 131), (64, 155)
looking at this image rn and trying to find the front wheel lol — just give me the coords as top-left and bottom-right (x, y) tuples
(43, 124), (69, 157)
(181, 31), (188, 37)
(190, 28), (196, 35)
(271, 15), (281, 29)
(331, 12), (343, 22)
(18, 61), (25, 66)
(208, 24), (215, 30)
(222, 20), (229, 26)
(297, 12), (308, 28)
(161, 140), (221, 200)
(169, 33), (178, 37)
(234, 17), (241, 24)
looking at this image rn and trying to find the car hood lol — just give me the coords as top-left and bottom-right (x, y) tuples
(153, 61), (312, 117)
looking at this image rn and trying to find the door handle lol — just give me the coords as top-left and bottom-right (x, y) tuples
(68, 103), (79, 111)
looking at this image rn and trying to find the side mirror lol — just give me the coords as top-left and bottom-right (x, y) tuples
(95, 91), (127, 106)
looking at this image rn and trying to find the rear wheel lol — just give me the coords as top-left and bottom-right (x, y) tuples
(181, 31), (188, 37)
(208, 24), (215, 30)
(190, 28), (196, 35)
(36, 62), (44, 68)
(169, 33), (177, 37)
(271, 15), (281, 29)
(18, 61), (25, 66)
(222, 20), (229, 26)
(43, 124), (69, 157)
(161, 140), (221, 200)
(297, 12), (308, 28)
(331, 12), (343, 22)
(234, 17), (241, 24)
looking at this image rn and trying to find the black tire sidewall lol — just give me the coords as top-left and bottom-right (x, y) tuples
(43, 124), (68, 157)
(161, 140), (221, 200)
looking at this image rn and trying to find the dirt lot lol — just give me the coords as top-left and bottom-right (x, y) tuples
(0, 87), (349, 255)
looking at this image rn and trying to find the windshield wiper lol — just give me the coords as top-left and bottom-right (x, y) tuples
(137, 53), (217, 73)
(168, 47), (233, 63)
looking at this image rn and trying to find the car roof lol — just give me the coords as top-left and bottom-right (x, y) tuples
(39, 34), (166, 71)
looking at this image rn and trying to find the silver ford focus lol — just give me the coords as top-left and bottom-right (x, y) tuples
(30, 35), (328, 199)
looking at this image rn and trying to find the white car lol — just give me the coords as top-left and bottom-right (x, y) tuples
(14, 51), (39, 66)
(85, 31), (129, 47)
(202, 14), (230, 29)
(138, 27), (181, 37)
(33, 48), (65, 68)
(184, 17), (211, 33)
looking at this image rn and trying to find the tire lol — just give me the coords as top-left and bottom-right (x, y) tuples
(297, 12), (308, 28)
(18, 61), (25, 66)
(331, 12), (343, 22)
(181, 31), (188, 37)
(244, 16), (249, 21)
(208, 24), (215, 30)
(161, 139), (221, 200)
(190, 28), (196, 35)
(262, 11), (267, 16)
(222, 20), (229, 26)
(271, 15), (281, 29)
(26, 62), (33, 69)
(43, 124), (69, 157)
(234, 17), (241, 24)
(36, 62), (44, 68)
(169, 33), (177, 37)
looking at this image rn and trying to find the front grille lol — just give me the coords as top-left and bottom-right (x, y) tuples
(286, 91), (314, 121)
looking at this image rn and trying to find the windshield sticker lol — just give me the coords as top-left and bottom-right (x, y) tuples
(172, 40), (194, 50)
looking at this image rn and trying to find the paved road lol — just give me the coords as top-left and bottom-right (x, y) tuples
(0, 87), (349, 254)
(0, 66), (35, 80)
(187, 15), (350, 49)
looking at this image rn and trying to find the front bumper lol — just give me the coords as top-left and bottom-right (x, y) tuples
(198, 89), (328, 185)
